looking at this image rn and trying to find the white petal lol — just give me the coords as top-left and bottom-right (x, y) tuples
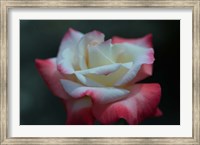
(57, 49), (74, 74)
(77, 30), (105, 70)
(60, 79), (129, 104)
(98, 39), (113, 60)
(75, 73), (104, 87)
(59, 28), (83, 52)
(85, 64), (129, 87)
(88, 39), (114, 68)
(115, 62), (142, 86)
(75, 63), (121, 75)
(113, 43), (155, 86)
(121, 62), (133, 69)
(56, 28), (83, 74)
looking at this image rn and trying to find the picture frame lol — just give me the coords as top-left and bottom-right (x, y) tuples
(0, 0), (199, 144)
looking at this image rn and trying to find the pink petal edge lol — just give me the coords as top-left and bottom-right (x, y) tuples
(129, 64), (153, 84)
(60, 79), (129, 104)
(112, 34), (154, 85)
(62, 28), (78, 40)
(92, 83), (162, 125)
(62, 97), (95, 125)
(35, 58), (69, 100)
(112, 33), (153, 48)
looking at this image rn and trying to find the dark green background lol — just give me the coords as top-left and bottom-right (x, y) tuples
(20, 20), (180, 125)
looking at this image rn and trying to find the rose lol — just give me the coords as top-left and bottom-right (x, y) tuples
(35, 28), (162, 125)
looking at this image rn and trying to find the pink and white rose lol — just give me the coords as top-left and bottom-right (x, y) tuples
(35, 28), (162, 125)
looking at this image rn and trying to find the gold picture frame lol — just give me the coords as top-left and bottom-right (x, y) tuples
(0, 0), (199, 144)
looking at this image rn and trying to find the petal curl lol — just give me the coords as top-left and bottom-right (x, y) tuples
(75, 63), (121, 75)
(113, 43), (154, 86)
(75, 73), (104, 87)
(60, 79), (129, 104)
(92, 83), (162, 124)
(85, 64), (130, 87)
(112, 34), (154, 84)
(57, 28), (83, 74)
(63, 97), (94, 125)
(35, 58), (69, 100)
(75, 63), (132, 87)
(112, 33), (153, 48)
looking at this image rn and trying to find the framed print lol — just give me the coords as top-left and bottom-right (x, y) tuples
(0, 0), (199, 145)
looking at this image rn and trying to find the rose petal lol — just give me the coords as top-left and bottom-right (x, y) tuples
(129, 64), (153, 84)
(60, 79), (129, 104)
(75, 62), (132, 87)
(112, 43), (154, 63)
(97, 39), (113, 61)
(57, 28), (83, 74)
(92, 83), (161, 124)
(112, 33), (153, 48)
(77, 30), (105, 70)
(35, 58), (69, 100)
(75, 73), (104, 87)
(63, 97), (94, 125)
(154, 108), (163, 117)
(113, 43), (154, 86)
(88, 39), (114, 68)
(75, 63), (121, 75)
(112, 34), (154, 84)
(85, 64), (130, 87)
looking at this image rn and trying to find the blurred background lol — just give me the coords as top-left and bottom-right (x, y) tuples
(20, 20), (180, 125)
